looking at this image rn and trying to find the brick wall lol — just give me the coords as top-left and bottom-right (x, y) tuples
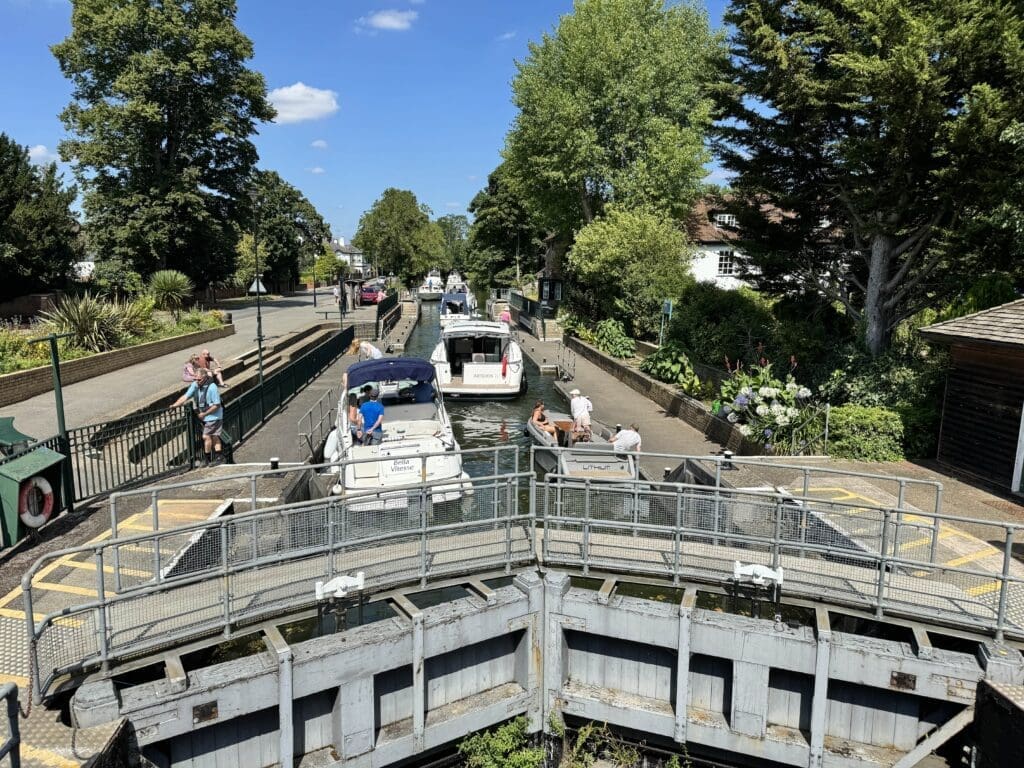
(564, 335), (762, 455)
(0, 324), (235, 408)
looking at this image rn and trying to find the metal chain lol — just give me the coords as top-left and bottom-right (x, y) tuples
(18, 667), (32, 719)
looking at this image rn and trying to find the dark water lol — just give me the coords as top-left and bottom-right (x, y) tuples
(403, 301), (563, 477)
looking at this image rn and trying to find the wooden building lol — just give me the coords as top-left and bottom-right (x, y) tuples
(920, 300), (1024, 493)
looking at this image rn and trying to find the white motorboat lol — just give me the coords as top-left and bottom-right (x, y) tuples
(322, 357), (472, 513)
(445, 270), (465, 291)
(430, 320), (526, 399)
(439, 291), (476, 327)
(526, 408), (643, 480)
(417, 269), (444, 301)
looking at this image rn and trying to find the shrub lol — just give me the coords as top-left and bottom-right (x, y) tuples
(639, 343), (704, 396)
(40, 293), (126, 352)
(148, 269), (194, 315)
(114, 295), (156, 339)
(458, 717), (543, 768)
(593, 318), (635, 358)
(719, 362), (813, 447)
(668, 283), (778, 368)
(827, 404), (904, 462)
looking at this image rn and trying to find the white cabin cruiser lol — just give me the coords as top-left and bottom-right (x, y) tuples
(439, 291), (476, 327)
(417, 269), (444, 301)
(430, 320), (526, 399)
(445, 270), (465, 291)
(322, 357), (472, 513)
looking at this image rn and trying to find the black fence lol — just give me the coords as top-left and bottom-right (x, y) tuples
(376, 291), (399, 321)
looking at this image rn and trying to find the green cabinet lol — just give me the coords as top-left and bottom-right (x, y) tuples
(0, 447), (65, 548)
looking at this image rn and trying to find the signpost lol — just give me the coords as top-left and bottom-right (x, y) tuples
(659, 299), (674, 347)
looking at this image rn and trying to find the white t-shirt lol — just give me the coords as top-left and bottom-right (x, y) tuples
(570, 395), (592, 422)
(613, 428), (641, 453)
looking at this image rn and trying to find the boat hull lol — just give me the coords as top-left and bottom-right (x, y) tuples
(418, 290), (443, 301)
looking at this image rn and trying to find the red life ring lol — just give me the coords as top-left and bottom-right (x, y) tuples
(19, 476), (55, 529)
(501, 355), (508, 378)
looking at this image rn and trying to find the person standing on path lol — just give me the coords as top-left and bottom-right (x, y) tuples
(332, 285), (340, 305)
(170, 368), (225, 466)
(499, 307), (512, 325)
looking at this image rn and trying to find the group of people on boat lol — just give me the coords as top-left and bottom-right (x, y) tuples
(530, 388), (641, 452)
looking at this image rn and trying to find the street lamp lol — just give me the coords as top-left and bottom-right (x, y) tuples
(249, 188), (265, 386)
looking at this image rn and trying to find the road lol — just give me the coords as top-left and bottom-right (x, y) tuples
(0, 291), (349, 438)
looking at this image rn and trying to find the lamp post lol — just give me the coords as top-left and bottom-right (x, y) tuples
(249, 188), (265, 386)
(28, 332), (75, 516)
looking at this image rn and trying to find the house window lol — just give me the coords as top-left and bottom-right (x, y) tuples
(714, 213), (737, 228)
(717, 251), (736, 276)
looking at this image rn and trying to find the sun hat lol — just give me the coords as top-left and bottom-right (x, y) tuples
(569, 388), (581, 396)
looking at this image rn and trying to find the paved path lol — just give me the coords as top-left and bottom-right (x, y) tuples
(1, 293), (364, 438)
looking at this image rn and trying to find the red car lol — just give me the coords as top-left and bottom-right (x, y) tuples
(360, 285), (386, 304)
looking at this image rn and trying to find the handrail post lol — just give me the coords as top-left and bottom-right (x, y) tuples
(875, 509), (892, 619)
(250, 473), (259, 514)
(1, 682), (20, 768)
(995, 527), (1015, 642)
(504, 478), (513, 574)
(420, 484), (429, 588)
(95, 549), (110, 670)
(151, 490), (159, 533)
(930, 484), (944, 563)
(583, 478), (591, 575)
(673, 491), (682, 585)
(772, 496), (783, 570)
(21, 574), (39, 704)
(712, 457), (722, 547)
(221, 525), (231, 636)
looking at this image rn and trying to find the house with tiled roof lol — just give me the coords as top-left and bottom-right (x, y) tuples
(686, 198), (748, 289)
(920, 299), (1024, 492)
(330, 238), (369, 277)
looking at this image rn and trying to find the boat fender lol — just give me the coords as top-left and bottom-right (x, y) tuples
(501, 355), (508, 378)
(19, 475), (55, 528)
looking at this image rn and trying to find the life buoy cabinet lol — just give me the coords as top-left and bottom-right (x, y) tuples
(19, 476), (54, 528)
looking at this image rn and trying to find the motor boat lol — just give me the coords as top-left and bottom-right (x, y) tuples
(526, 407), (642, 480)
(418, 270), (444, 301)
(430, 320), (526, 399)
(321, 357), (472, 514)
(445, 270), (465, 291)
(439, 291), (475, 327)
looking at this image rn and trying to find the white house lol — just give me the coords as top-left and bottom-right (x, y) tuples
(686, 199), (750, 290)
(330, 238), (368, 277)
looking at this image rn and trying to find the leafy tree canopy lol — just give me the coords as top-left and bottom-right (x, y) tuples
(435, 214), (470, 274)
(718, 0), (1024, 355)
(352, 188), (443, 284)
(0, 134), (80, 301)
(503, 0), (723, 238)
(567, 206), (692, 339)
(53, 0), (275, 286)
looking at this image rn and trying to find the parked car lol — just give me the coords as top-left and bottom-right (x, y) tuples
(360, 284), (386, 304)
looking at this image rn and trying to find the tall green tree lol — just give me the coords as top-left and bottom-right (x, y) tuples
(239, 170), (329, 291)
(718, 0), (1024, 355)
(53, 0), (275, 286)
(0, 134), (80, 301)
(435, 214), (469, 274)
(352, 188), (443, 284)
(466, 163), (543, 288)
(503, 0), (723, 239)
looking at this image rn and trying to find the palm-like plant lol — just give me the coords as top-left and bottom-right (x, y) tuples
(40, 293), (125, 352)
(148, 270), (194, 319)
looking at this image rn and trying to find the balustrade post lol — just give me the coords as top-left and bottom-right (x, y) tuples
(995, 527), (1015, 641)
(95, 549), (110, 670)
(221, 525), (231, 635)
(583, 479), (591, 575)
(875, 509), (892, 619)
(772, 496), (783, 570)
(673, 492), (682, 585)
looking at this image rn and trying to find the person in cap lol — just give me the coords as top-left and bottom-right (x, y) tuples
(170, 368), (224, 466)
(356, 386), (385, 445)
(569, 388), (593, 441)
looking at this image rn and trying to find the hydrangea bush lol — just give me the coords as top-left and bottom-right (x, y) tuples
(719, 362), (812, 447)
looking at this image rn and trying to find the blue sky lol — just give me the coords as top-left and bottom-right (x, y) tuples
(0, 0), (729, 241)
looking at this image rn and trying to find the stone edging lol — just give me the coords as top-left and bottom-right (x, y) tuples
(563, 335), (762, 455)
(0, 324), (235, 408)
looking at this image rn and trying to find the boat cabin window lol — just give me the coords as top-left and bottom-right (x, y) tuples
(443, 299), (466, 314)
(446, 335), (506, 374)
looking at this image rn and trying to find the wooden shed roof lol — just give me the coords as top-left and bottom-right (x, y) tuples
(919, 298), (1024, 350)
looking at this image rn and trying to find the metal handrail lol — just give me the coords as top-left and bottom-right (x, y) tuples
(0, 683), (18, 767)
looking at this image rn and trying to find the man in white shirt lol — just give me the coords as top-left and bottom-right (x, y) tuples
(569, 388), (593, 440)
(611, 423), (642, 453)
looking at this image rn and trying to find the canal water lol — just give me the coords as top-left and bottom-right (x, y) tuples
(403, 300), (563, 479)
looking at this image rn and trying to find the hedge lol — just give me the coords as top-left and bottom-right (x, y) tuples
(828, 404), (905, 462)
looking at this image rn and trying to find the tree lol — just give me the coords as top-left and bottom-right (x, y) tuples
(503, 0), (723, 240)
(435, 214), (469, 274)
(0, 134), (80, 301)
(243, 170), (329, 291)
(466, 163), (543, 288)
(718, 0), (1024, 355)
(352, 188), (442, 284)
(568, 207), (692, 338)
(148, 269), (194, 318)
(313, 245), (344, 285)
(53, 0), (275, 285)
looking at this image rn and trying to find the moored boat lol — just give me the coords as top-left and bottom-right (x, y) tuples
(417, 269), (444, 301)
(430, 320), (526, 399)
(439, 291), (475, 327)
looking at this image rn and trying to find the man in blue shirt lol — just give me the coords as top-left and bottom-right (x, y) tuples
(356, 387), (384, 446)
(171, 368), (224, 465)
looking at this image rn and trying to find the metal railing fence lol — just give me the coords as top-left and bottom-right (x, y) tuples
(0, 684), (19, 767)
(108, 444), (520, 537)
(375, 291), (399, 322)
(24, 469), (532, 702)
(221, 326), (353, 446)
(535, 472), (1024, 641)
(297, 387), (336, 461)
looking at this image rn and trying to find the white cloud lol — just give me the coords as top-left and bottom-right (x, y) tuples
(496, 31), (516, 42)
(309, 166), (326, 175)
(357, 9), (417, 32)
(466, 174), (479, 182)
(28, 144), (59, 164)
(269, 82), (339, 124)
(445, 202), (461, 209)
(311, 139), (328, 149)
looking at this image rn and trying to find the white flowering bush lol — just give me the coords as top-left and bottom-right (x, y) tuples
(719, 363), (813, 448)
